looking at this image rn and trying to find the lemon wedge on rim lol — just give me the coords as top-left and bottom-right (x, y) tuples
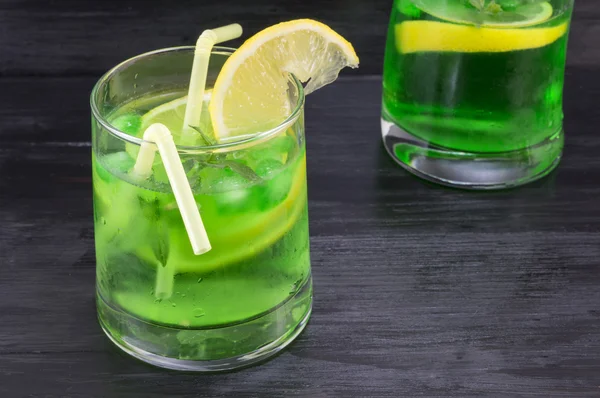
(209, 19), (359, 140)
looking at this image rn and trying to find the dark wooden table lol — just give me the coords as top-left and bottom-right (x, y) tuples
(1, 0), (600, 396)
(1, 70), (599, 397)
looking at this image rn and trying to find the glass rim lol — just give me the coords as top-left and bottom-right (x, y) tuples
(90, 45), (305, 153)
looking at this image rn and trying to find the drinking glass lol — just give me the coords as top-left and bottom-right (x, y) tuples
(382, 0), (574, 189)
(91, 47), (312, 371)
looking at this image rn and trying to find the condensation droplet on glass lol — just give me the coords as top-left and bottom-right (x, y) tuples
(193, 308), (205, 318)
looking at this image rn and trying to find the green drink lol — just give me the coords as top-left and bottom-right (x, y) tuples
(382, 0), (573, 189)
(91, 20), (358, 371)
(92, 48), (310, 371)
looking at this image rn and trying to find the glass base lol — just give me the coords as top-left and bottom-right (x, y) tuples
(381, 119), (563, 190)
(98, 277), (312, 372)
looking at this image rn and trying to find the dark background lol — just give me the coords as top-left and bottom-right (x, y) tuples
(1, 0), (599, 77)
(1, 0), (600, 397)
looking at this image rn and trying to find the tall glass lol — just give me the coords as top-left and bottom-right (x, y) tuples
(90, 47), (312, 371)
(382, 0), (573, 189)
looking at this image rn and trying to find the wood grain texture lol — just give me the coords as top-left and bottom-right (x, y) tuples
(1, 74), (600, 396)
(0, 0), (599, 77)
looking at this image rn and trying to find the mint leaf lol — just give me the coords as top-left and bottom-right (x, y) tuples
(211, 153), (227, 162)
(188, 125), (218, 146)
(485, 0), (503, 13)
(188, 125), (229, 163)
(222, 161), (262, 183)
(187, 125), (262, 183)
(202, 160), (262, 183)
(469, 0), (503, 13)
(469, 0), (486, 10)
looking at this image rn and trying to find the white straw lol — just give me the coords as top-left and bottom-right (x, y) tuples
(181, 24), (243, 144)
(141, 123), (211, 255)
(129, 24), (242, 299)
(132, 123), (211, 299)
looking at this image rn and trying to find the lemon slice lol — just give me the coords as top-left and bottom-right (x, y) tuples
(414, 0), (555, 28)
(396, 20), (568, 54)
(141, 91), (213, 140)
(135, 155), (308, 274)
(209, 19), (359, 140)
(125, 92), (212, 159)
(140, 96), (188, 133)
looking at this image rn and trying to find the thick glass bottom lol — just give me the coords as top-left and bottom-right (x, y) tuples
(98, 277), (312, 371)
(381, 118), (563, 190)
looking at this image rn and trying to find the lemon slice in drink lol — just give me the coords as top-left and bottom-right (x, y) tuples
(125, 91), (212, 159)
(414, 0), (555, 28)
(209, 19), (359, 140)
(135, 154), (308, 274)
(397, 20), (568, 53)
(140, 91), (213, 142)
(397, 1), (568, 54)
(140, 96), (188, 133)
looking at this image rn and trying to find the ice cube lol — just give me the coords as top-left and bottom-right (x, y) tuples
(270, 134), (295, 155)
(200, 166), (253, 214)
(256, 159), (284, 179)
(111, 113), (142, 136)
(200, 166), (250, 191)
(255, 159), (292, 210)
(97, 151), (136, 182)
(248, 135), (296, 165)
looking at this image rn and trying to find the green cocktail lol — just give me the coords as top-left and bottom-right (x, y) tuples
(92, 48), (311, 371)
(382, 0), (573, 189)
(91, 19), (359, 371)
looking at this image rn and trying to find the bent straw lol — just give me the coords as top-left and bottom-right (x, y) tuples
(130, 25), (242, 298)
(132, 123), (211, 299)
(180, 24), (243, 144)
